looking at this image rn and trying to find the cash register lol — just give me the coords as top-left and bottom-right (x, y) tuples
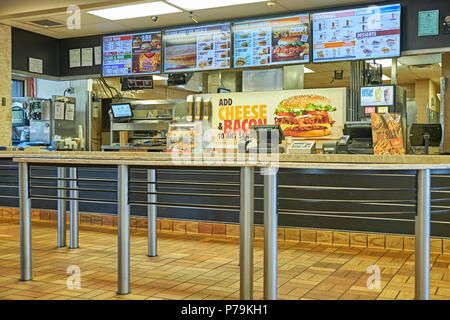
(240, 125), (285, 153)
(337, 122), (374, 154)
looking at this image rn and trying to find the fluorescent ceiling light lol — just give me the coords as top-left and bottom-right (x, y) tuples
(304, 67), (314, 73)
(382, 74), (391, 81)
(167, 0), (266, 11)
(88, 2), (181, 20)
(153, 75), (168, 81)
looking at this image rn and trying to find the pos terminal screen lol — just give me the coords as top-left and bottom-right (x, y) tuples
(111, 103), (132, 118)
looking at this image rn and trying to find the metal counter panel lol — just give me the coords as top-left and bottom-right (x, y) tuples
(1, 159), (450, 237)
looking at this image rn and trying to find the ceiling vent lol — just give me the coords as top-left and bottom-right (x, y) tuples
(27, 19), (64, 28)
(407, 64), (435, 71)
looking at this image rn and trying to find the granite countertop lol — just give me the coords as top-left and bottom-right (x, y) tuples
(5, 151), (450, 169)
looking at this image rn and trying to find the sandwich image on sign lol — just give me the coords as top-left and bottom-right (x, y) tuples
(272, 36), (309, 59)
(274, 95), (336, 137)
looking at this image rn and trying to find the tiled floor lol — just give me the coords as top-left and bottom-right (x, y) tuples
(0, 219), (449, 300)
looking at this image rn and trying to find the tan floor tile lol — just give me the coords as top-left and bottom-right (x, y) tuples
(0, 220), (449, 301)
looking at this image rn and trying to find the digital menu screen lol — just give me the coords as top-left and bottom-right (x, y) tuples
(163, 23), (231, 73)
(233, 14), (310, 68)
(103, 32), (162, 77)
(360, 85), (395, 107)
(312, 3), (401, 62)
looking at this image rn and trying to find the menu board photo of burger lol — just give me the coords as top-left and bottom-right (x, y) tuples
(274, 95), (336, 137)
(131, 33), (161, 74)
(272, 27), (309, 63)
(102, 31), (162, 77)
(234, 14), (310, 68)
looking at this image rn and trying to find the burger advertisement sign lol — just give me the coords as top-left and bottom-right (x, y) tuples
(274, 95), (337, 137)
(202, 88), (346, 144)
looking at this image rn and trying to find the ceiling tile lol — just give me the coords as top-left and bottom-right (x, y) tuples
(278, 0), (381, 11)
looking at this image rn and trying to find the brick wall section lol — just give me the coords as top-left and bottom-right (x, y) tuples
(1, 206), (449, 254)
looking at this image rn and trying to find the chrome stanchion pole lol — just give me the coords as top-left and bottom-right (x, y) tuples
(69, 167), (79, 249)
(147, 169), (157, 257)
(57, 167), (67, 247)
(19, 162), (32, 281)
(415, 169), (430, 300)
(117, 164), (130, 294)
(240, 166), (254, 300)
(264, 167), (277, 300)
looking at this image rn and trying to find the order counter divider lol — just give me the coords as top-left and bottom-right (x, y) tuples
(13, 154), (257, 299)
(10, 152), (450, 300)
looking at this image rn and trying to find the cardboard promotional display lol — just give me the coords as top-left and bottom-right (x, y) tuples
(370, 112), (405, 155)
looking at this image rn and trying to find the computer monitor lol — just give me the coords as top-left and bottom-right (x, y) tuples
(410, 124), (442, 147)
(111, 103), (133, 118)
(344, 122), (373, 139)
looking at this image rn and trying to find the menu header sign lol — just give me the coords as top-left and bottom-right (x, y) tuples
(163, 23), (231, 73)
(233, 14), (310, 68)
(312, 3), (401, 62)
(103, 31), (162, 77)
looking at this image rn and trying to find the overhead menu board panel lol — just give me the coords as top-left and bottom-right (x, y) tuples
(312, 3), (401, 62)
(102, 31), (162, 77)
(163, 23), (231, 73)
(233, 14), (310, 68)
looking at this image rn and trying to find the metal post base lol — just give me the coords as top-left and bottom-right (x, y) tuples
(57, 167), (67, 248)
(19, 162), (32, 281)
(147, 169), (157, 257)
(240, 166), (254, 300)
(69, 167), (79, 249)
(118, 164), (130, 295)
(415, 169), (430, 300)
(264, 167), (277, 300)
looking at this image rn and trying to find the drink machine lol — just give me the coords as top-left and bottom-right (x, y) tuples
(358, 85), (407, 146)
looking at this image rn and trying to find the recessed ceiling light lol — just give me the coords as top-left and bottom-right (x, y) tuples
(167, 0), (266, 11)
(153, 75), (168, 81)
(88, 1), (181, 20)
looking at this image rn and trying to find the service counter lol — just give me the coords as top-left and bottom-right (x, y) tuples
(1, 151), (450, 299)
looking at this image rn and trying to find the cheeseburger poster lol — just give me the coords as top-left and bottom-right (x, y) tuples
(196, 88), (347, 145)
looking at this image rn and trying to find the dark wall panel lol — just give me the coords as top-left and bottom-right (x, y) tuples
(59, 35), (102, 77)
(400, 0), (450, 51)
(12, 28), (60, 77)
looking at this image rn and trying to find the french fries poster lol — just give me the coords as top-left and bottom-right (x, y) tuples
(371, 113), (405, 155)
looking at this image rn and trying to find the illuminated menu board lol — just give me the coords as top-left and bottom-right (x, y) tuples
(312, 3), (401, 62)
(102, 32), (162, 77)
(233, 14), (310, 68)
(163, 23), (231, 73)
